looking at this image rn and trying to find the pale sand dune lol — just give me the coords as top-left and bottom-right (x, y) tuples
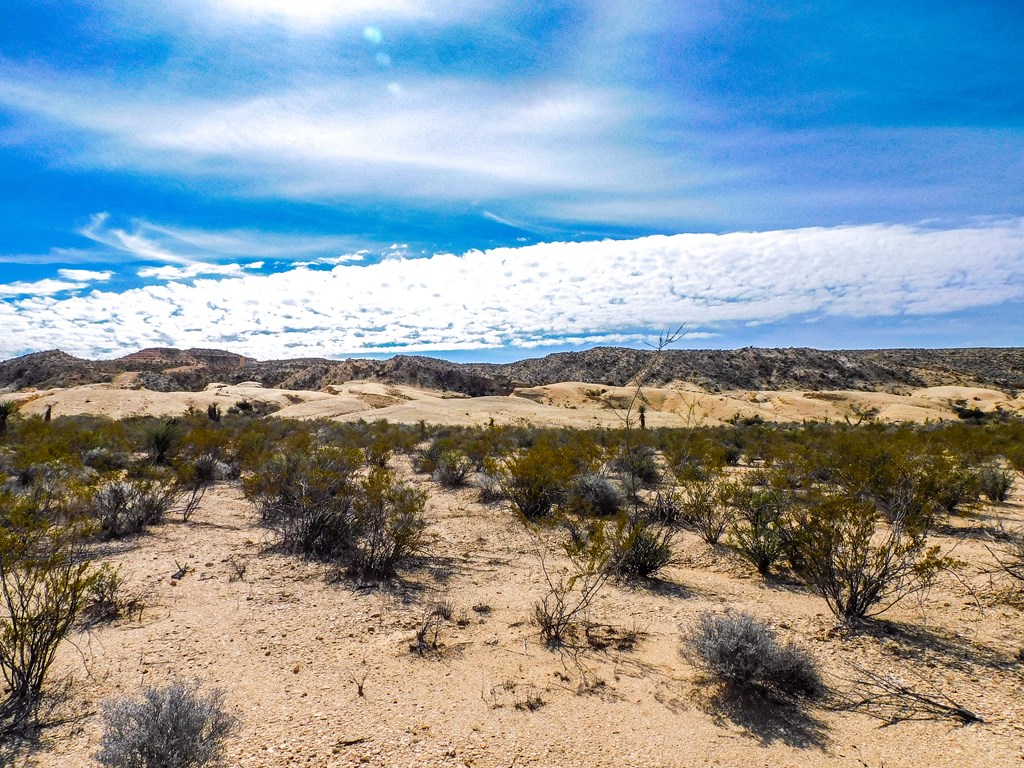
(5, 380), (1023, 426)
(10, 382), (337, 421)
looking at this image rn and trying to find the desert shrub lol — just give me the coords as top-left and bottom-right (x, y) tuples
(0, 401), (16, 438)
(0, 491), (96, 727)
(346, 467), (427, 579)
(498, 436), (581, 520)
(568, 473), (623, 517)
(433, 450), (473, 489)
(919, 456), (981, 516)
(96, 680), (237, 768)
(726, 483), (787, 576)
(82, 447), (129, 472)
(364, 434), (393, 468)
(244, 447), (361, 559)
(92, 478), (176, 538)
(245, 450), (425, 579)
(683, 611), (823, 699)
(662, 431), (727, 482)
(173, 452), (227, 522)
(147, 420), (181, 466)
(647, 490), (682, 525)
(84, 564), (142, 624)
(606, 519), (673, 578)
(412, 441), (443, 475)
(988, 529), (1024, 589)
(475, 471), (506, 504)
(680, 478), (733, 544)
(783, 492), (946, 622)
(612, 443), (661, 490)
(978, 465), (1014, 502)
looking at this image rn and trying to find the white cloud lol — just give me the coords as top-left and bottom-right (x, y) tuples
(2, 220), (1022, 360)
(0, 279), (88, 297)
(203, 0), (493, 29)
(0, 69), (682, 210)
(73, 213), (371, 266)
(137, 262), (264, 280)
(56, 269), (114, 282)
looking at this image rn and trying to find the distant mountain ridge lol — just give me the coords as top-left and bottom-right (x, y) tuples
(1, 346), (1022, 397)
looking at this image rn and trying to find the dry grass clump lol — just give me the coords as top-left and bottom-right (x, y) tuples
(683, 611), (824, 700)
(96, 680), (237, 768)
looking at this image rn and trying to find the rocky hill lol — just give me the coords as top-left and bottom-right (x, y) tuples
(1, 346), (1022, 396)
(465, 347), (1024, 393)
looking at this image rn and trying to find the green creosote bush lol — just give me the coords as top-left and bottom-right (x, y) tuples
(726, 482), (788, 576)
(243, 446), (361, 559)
(91, 477), (177, 539)
(433, 450), (473, 489)
(683, 610), (823, 700)
(412, 440), (444, 475)
(347, 466), (427, 580)
(605, 518), (673, 579)
(612, 443), (661, 491)
(243, 449), (426, 580)
(783, 492), (948, 623)
(96, 680), (237, 768)
(498, 434), (589, 521)
(680, 477), (733, 545)
(0, 489), (97, 728)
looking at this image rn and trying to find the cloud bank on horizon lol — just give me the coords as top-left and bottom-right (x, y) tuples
(1, 1), (1022, 360)
(2, 220), (1023, 360)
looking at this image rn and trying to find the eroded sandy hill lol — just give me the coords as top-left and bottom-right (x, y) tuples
(8, 379), (1024, 428)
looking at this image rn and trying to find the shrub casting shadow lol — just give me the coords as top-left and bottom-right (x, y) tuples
(862, 619), (1012, 673)
(703, 686), (830, 749)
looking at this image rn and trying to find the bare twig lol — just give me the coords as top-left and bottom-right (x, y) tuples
(836, 662), (983, 726)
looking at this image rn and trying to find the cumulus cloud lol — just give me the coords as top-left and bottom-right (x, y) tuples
(137, 262), (264, 280)
(56, 269), (114, 282)
(0, 279), (88, 297)
(2, 220), (1022, 359)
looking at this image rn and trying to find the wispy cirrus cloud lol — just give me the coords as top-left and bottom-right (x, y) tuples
(75, 213), (368, 266)
(2, 220), (1021, 359)
(0, 66), (691, 221)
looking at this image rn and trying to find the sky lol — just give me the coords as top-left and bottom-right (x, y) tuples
(1, 0), (1022, 362)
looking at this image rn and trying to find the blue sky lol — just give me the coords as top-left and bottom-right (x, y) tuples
(1, 0), (1022, 361)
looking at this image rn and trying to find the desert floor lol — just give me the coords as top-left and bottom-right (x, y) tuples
(10, 452), (1024, 768)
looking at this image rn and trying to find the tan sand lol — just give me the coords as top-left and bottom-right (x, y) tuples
(20, 458), (1024, 768)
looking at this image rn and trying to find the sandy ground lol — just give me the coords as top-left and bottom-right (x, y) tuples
(7, 380), (1024, 428)
(8, 455), (1024, 768)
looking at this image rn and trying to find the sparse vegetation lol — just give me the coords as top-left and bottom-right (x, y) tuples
(0, 489), (96, 729)
(783, 492), (947, 622)
(96, 680), (237, 768)
(683, 611), (823, 700)
(92, 477), (177, 538)
(726, 482), (787, 576)
(978, 465), (1014, 502)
